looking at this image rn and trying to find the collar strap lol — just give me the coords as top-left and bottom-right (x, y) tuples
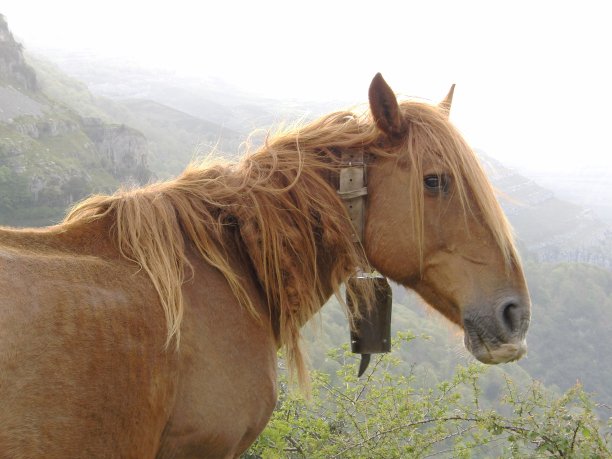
(337, 151), (367, 243)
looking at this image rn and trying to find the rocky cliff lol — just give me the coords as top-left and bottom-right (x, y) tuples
(0, 15), (152, 226)
(480, 152), (612, 270)
(83, 118), (150, 184)
(0, 14), (36, 91)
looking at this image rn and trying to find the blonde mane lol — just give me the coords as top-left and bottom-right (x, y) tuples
(64, 100), (517, 385)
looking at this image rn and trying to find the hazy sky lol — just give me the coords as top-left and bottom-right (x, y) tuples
(2, 1), (611, 173)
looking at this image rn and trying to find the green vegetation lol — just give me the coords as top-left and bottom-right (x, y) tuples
(246, 336), (611, 458)
(25, 53), (110, 120)
(0, 114), (119, 226)
(0, 53), (154, 225)
(520, 261), (612, 412)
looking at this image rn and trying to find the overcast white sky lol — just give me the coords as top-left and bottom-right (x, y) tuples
(2, 1), (611, 174)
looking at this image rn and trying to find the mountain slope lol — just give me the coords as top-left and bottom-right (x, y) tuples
(480, 152), (612, 270)
(0, 14), (36, 91)
(0, 14), (151, 226)
(95, 97), (243, 177)
(26, 52), (246, 178)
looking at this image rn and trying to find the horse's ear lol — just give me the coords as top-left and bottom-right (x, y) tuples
(368, 73), (407, 138)
(439, 84), (456, 118)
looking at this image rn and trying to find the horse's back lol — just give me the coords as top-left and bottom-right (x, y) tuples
(0, 226), (177, 458)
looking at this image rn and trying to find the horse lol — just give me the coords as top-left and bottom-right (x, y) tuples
(0, 73), (530, 458)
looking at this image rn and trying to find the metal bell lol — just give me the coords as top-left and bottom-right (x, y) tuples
(347, 274), (392, 377)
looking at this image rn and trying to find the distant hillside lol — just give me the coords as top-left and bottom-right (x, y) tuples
(0, 14), (151, 227)
(26, 48), (346, 133)
(519, 262), (612, 409)
(95, 98), (243, 177)
(0, 14), (36, 91)
(480, 152), (612, 270)
(529, 164), (612, 226)
(25, 52), (246, 178)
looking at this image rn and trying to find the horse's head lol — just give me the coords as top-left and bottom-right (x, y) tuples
(364, 73), (530, 364)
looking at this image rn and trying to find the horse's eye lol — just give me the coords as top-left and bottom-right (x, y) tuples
(424, 174), (449, 193)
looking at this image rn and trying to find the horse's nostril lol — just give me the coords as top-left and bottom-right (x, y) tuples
(500, 302), (521, 334)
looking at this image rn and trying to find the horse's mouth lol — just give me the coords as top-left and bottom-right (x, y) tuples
(463, 324), (527, 364)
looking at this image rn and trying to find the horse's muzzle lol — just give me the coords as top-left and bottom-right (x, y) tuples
(462, 298), (530, 364)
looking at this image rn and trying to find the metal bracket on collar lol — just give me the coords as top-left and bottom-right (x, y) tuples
(338, 151), (367, 242)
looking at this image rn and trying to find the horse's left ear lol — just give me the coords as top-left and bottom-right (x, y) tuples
(369, 73), (407, 139)
(439, 84), (456, 118)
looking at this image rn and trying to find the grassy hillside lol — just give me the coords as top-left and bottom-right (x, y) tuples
(481, 152), (612, 270)
(0, 18), (153, 227)
(0, 108), (119, 226)
(520, 261), (612, 405)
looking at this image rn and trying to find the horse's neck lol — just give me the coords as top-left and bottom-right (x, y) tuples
(235, 169), (351, 333)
